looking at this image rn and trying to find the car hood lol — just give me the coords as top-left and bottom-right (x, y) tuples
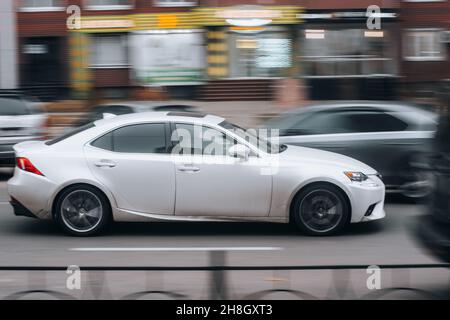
(278, 145), (377, 174)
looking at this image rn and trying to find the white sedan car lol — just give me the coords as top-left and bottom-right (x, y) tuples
(7, 112), (385, 236)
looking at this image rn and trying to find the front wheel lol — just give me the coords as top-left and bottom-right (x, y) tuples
(54, 185), (111, 236)
(292, 184), (350, 236)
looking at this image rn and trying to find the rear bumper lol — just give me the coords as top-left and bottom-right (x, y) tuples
(9, 197), (37, 218)
(414, 215), (450, 263)
(7, 169), (55, 220)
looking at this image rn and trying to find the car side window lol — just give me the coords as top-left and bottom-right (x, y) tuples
(171, 123), (235, 156)
(289, 112), (352, 135)
(339, 111), (408, 133)
(288, 110), (408, 135)
(91, 123), (168, 154)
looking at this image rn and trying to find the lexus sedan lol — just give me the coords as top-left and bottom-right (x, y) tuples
(263, 101), (437, 199)
(8, 112), (385, 236)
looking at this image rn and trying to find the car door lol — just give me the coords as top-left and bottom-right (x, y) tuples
(84, 122), (175, 215)
(170, 122), (272, 217)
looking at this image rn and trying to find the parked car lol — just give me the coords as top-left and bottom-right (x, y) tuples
(0, 92), (47, 166)
(73, 101), (199, 128)
(8, 112), (385, 236)
(414, 112), (450, 262)
(262, 101), (437, 199)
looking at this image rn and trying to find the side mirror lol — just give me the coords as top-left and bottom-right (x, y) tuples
(228, 144), (251, 160)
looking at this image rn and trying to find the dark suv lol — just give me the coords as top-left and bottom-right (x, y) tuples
(414, 112), (450, 262)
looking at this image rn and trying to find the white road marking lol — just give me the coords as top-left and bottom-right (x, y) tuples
(70, 247), (282, 252)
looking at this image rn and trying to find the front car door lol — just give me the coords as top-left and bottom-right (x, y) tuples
(84, 122), (175, 215)
(170, 122), (272, 217)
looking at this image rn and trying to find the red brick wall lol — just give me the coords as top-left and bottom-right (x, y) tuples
(400, 1), (450, 83)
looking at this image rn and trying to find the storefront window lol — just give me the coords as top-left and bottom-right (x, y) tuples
(403, 29), (446, 61)
(85, 0), (133, 10)
(300, 28), (396, 77)
(228, 27), (292, 78)
(90, 34), (128, 67)
(19, 0), (64, 11)
(154, 0), (197, 7)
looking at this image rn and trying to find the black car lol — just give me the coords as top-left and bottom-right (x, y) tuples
(414, 113), (450, 262)
(263, 101), (438, 199)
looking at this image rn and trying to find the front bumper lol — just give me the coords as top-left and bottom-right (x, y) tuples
(414, 215), (450, 263)
(347, 176), (386, 223)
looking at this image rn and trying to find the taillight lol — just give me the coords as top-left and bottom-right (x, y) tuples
(16, 157), (44, 176)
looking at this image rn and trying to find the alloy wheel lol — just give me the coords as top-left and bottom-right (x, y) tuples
(60, 190), (103, 233)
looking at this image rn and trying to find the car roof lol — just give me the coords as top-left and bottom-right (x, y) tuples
(281, 100), (437, 118)
(93, 111), (225, 127)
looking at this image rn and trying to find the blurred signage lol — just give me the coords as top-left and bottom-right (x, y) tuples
(216, 5), (282, 27)
(81, 19), (134, 29)
(298, 12), (397, 20)
(230, 26), (265, 34)
(257, 39), (292, 68)
(236, 39), (258, 49)
(157, 14), (178, 29)
(131, 31), (205, 86)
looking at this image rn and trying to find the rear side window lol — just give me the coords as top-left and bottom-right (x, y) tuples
(91, 123), (168, 154)
(0, 98), (30, 116)
(342, 112), (408, 132)
(45, 123), (95, 146)
(288, 110), (408, 135)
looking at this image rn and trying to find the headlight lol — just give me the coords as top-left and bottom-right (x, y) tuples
(344, 171), (368, 182)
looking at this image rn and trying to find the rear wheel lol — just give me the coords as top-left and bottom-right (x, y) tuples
(292, 184), (350, 236)
(54, 185), (111, 236)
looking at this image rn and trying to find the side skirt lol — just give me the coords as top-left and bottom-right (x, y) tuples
(113, 208), (288, 223)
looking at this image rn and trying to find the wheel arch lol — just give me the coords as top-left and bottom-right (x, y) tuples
(288, 181), (352, 223)
(50, 181), (115, 220)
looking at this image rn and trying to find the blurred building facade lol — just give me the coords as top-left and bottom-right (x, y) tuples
(0, 0), (18, 90)
(400, 0), (450, 101)
(14, 0), (449, 102)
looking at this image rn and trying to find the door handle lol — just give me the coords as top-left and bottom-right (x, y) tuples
(94, 160), (116, 168)
(177, 165), (200, 173)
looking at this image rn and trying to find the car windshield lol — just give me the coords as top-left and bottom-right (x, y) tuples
(219, 120), (286, 154)
(0, 98), (30, 116)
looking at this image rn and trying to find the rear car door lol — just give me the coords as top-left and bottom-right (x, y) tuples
(84, 122), (175, 215)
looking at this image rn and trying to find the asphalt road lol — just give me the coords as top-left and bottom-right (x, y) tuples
(0, 168), (448, 299)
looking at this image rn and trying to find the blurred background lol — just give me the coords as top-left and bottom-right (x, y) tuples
(0, 0), (447, 130)
(0, 0), (450, 300)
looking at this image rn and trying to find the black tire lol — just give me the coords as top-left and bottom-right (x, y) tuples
(54, 185), (111, 236)
(292, 183), (350, 236)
